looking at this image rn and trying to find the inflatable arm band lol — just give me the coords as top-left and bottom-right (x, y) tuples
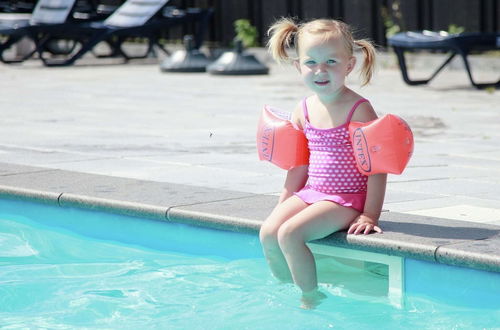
(256, 105), (309, 170)
(257, 105), (414, 175)
(348, 114), (414, 175)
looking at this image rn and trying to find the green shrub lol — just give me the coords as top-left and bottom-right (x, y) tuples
(234, 19), (259, 48)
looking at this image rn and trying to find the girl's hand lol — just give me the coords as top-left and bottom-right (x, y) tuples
(347, 214), (383, 235)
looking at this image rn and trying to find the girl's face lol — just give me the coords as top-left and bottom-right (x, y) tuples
(295, 34), (355, 97)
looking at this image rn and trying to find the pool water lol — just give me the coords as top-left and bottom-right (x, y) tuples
(0, 199), (499, 329)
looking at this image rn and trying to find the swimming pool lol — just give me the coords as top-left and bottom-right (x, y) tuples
(1, 198), (499, 329)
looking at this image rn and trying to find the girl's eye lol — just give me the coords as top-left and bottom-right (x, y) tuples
(327, 59), (336, 64)
(304, 60), (316, 66)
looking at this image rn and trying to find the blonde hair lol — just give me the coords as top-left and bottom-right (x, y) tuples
(267, 17), (376, 86)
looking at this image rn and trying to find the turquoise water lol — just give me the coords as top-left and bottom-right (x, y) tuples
(0, 199), (499, 329)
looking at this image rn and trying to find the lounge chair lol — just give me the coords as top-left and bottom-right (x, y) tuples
(0, 0), (77, 63)
(388, 31), (500, 89)
(28, 0), (213, 66)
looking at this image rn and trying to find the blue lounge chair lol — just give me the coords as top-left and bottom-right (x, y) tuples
(29, 0), (212, 66)
(388, 31), (500, 89)
(0, 0), (77, 63)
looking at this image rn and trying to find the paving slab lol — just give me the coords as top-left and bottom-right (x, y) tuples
(384, 189), (444, 204)
(388, 164), (494, 183)
(0, 167), (252, 207)
(317, 212), (500, 263)
(407, 205), (500, 225)
(384, 195), (500, 214)
(436, 235), (500, 272)
(167, 194), (276, 234)
(389, 178), (500, 200)
(136, 153), (275, 174)
(40, 157), (280, 194)
(0, 145), (109, 165)
(0, 163), (54, 176)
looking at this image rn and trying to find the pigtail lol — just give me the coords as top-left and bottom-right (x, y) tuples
(354, 39), (376, 86)
(267, 17), (298, 63)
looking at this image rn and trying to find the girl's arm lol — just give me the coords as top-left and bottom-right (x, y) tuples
(348, 100), (387, 234)
(277, 101), (309, 204)
(279, 165), (309, 203)
(348, 173), (387, 235)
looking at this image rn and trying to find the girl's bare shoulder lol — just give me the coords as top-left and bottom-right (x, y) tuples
(351, 98), (378, 123)
(291, 99), (306, 129)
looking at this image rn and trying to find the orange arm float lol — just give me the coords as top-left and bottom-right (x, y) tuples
(256, 105), (309, 170)
(349, 114), (414, 175)
(257, 106), (414, 175)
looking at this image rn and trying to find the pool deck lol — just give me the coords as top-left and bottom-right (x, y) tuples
(0, 48), (499, 273)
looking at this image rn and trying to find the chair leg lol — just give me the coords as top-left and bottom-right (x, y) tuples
(116, 35), (156, 60)
(93, 38), (127, 59)
(137, 36), (156, 58)
(103, 37), (130, 60)
(426, 52), (457, 81)
(393, 47), (456, 86)
(37, 32), (109, 66)
(393, 47), (430, 85)
(458, 50), (500, 89)
(154, 39), (171, 56)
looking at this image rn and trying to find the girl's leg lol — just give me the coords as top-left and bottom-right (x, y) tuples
(277, 201), (360, 294)
(259, 196), (308, 282)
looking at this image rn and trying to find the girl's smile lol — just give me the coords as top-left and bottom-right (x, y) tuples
(314, 79), (330, 86)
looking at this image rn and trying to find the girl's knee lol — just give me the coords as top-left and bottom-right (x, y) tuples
(277, 221), (303, 249)
(259, 218), (280, 245)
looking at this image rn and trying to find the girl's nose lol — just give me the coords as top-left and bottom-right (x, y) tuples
(315, 63), (327, 73)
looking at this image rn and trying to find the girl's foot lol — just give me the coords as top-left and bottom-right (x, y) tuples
(300, 289), (327, 309)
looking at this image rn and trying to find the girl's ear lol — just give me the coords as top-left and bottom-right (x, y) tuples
(293, 59), (301, 73)
(346, 56), (356, 75)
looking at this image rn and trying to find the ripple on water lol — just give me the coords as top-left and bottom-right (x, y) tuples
(0, 233), (38, 257)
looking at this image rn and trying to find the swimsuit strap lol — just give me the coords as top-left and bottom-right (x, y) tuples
(303, 97), (368, 124)
(302, 97), (310, 122)
(345, 98), (369, 124)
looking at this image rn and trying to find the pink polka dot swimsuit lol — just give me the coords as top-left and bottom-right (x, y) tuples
(295, 97), (369, 212)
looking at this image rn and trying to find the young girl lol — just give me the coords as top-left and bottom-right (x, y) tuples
(260, 18), (387, 308)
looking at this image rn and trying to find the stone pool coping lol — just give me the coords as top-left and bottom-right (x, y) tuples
(0, 162), (498, 273)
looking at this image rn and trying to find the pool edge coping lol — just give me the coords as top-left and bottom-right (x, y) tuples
(0, 171), (499, 274)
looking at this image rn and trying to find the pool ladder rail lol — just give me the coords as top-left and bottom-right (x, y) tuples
(309, 243), (405, 308)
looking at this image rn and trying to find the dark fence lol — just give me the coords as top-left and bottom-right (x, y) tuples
(172, 0), (499, 48)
